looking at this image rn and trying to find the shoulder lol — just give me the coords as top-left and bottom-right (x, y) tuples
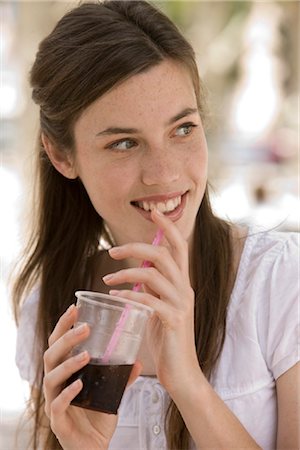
(20, 287), (40, 315)
(235, 227), (298, 288)
(229, 226), (298, 308)
(17, 286), (40, 325)
(246, 225), (298, 258)
(230, 227), (299, 378)
(16, 288), (41, 385)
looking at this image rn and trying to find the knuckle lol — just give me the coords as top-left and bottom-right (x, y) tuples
(157, 246), (168, 258)
(43, 349), (51, 366)
(147, 267), (157, 277)
(63, 328), (74, 345)
(44, 402), (50, 419)
(64, 355), (76, 371)
(61, 332), (69, 345)
(43, 373), (52, 391)
(48, 334), (54, 347)
(159, 244), (167, 253)
(143, 267), (157, 282)
(50, 399), (60, 417)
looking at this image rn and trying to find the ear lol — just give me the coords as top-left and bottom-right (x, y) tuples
(41, 133), (78, 179)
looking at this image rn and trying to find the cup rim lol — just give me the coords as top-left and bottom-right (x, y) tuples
(75, 290), (153, 314)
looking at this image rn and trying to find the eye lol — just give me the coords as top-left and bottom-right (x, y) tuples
(106, 138), (137, 151)
(175, 122), (198, 137)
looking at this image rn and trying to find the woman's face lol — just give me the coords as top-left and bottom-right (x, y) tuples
(72, 59), (208, 246)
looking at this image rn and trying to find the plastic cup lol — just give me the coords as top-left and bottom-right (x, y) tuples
(66, 290), (152, 414)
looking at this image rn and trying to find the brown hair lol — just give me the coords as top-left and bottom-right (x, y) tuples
(12, 1), (232, 449)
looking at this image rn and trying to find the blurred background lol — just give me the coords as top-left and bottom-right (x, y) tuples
(1, 0), (299, 447)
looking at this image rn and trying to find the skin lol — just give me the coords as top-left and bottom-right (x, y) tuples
(42, 59), (299, 449)
(46, 59), (208, 249)
(43, 305), (119, 450)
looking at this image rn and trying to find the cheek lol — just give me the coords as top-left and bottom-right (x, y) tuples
(185, 141), (208, 181)
(79, 163), (134, 214)
(101, 165), (136, 200)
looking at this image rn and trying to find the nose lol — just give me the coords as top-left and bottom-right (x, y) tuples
(141, 145), (180, 186)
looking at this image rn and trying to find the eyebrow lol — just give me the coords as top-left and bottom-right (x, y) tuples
(168, 107), (198, 125)
(95, 107), (199, 137)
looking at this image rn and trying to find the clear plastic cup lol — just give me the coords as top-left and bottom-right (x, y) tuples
(66, 291), (153, 414)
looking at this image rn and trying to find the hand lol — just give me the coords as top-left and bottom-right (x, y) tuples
(103, 209), (202, 395)
(43, 305), (142, 450)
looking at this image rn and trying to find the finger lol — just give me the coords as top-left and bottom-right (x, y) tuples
(108, 209), (189, 276)
(103, 266), (179, 305)
(44, 350), (90, 412)
(109, 243), (184, 287)
(108, 289), (180, 328)
(151, 209), (190, 273)
(44, 351), (88, 417)
(48, 304), (78, 347)
(50, 378), (83, 423)
(44, 323), (90, 373)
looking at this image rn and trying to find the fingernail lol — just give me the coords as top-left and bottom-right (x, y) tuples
(69, 379), (81, 391)
(103, 273), (114, 282)
(66, 304), (75, 316)
(153, 208), (163, 216)
(75, 351), (88, 362)
(109, 247), (120, 255)
(74, 323), (88, 335)
(109, 290), (119, 296)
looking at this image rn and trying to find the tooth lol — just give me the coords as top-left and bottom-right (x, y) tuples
(165, 200), (172, 211)
(142, 201), (150, 211)
(166, 199), (175, 212)
(157, 202), (167, 213)
(175, 196), (181, 207)
(136, 195), (182, 212)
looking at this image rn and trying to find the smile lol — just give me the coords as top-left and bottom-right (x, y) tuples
(131, 192), (188, 221)
(136, 195), (181, 213)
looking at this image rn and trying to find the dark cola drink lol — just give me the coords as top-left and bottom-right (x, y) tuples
(67, 359), (133, 414)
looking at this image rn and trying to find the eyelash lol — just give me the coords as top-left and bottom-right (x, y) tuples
(106, 139), (137, 151)
(106, 122), (198, 151)
(175, 122), (198, 136)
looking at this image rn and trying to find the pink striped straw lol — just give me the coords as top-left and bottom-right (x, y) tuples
(101, 228), (164, 364)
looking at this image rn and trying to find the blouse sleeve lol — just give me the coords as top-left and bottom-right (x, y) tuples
(257, 232), (300, 380)
(15, 289), (42, 386)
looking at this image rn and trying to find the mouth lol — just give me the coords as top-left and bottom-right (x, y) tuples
(131, 191), (188, 221)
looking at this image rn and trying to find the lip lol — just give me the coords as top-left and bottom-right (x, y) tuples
(131, 191), (188, 222)
(132, 191), (184, 203)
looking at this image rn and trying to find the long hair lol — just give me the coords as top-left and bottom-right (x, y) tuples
(12, 2), (233, 449)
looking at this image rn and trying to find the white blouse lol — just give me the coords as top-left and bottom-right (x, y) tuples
(16, 227), (299, 450)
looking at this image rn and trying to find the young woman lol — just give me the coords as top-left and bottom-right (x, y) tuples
(13, 1), (299, 449)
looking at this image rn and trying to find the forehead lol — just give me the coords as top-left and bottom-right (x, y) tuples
(75, 60), (197, 132)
